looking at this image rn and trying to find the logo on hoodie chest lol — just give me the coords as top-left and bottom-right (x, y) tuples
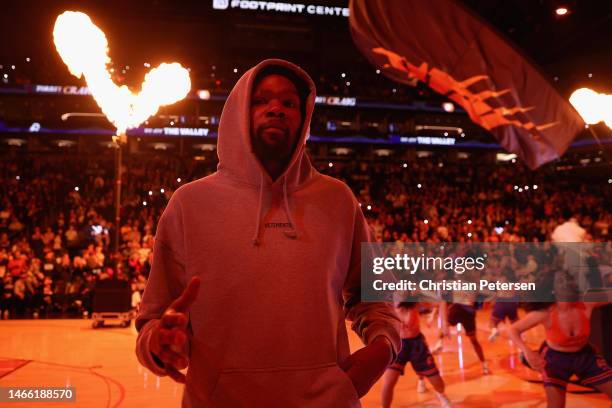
(264, 222), (293, 229)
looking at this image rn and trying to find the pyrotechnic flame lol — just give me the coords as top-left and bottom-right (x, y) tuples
(570, 88), (612, 129)
(53, 11), (191, 135)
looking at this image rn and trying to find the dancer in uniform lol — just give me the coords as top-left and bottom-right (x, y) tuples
(431, 268), (491, 375)
(509, 273), (612, 408)
(381, 302), (452, 408)
(489, 267), (520, 342)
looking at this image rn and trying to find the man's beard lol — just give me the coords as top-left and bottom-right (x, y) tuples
(254, 126), (295, 162)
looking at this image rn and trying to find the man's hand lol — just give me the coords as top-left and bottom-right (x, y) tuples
(150, 277), (201, 383)
(338, 337), (393, 398)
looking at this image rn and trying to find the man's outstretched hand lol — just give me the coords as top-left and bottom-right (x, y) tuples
(339, 337), (394, 398)
(150, 277), (201, 383)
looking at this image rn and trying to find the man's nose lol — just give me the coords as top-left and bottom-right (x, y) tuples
(266, 100), (285, 118)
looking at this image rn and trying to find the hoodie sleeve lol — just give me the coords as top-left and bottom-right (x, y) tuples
(135, 192), (188, 376)
(343, 203), (401, 358)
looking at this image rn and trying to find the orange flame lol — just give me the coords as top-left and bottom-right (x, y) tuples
(570, 88), (612, 129)
(53, 11), (191, 135)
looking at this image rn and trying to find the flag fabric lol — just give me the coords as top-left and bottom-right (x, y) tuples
(349, 0), (585, 169)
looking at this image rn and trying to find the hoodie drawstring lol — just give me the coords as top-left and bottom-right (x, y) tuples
(252, 172), (264, 246)
(282, 176), (298, 239)
(252, 174), (298, 245)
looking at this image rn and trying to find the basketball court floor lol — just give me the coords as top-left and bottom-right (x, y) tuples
(0, 308), (609, 407)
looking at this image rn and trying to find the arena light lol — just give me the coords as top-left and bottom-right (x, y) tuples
(177, 177), (182, 183)
(53, 11), (191, 136)
(55, 140), (76, 148)
(442, 102), (455, 112)
(423, 219), (429, 224)
(374, 149), (393, 157)
(533, 184), (538, 189)
(152, 143), (172, 150)
(6, 138), (26, 146)
(160, 188), (165, 193)
(555, 7), (568, 16)
(197, 89), (211, 100)
(330, 147), (352, 155)
(569, 88), (612, 129)
(417, 183), (422, 189)
(496, 153), (517, 162)
(193, 143), (216, 152)
(415, 125), (463, 134)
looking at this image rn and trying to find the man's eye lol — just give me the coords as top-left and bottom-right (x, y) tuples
(252, 98), (266, 105)
(284, 100), (297, 108)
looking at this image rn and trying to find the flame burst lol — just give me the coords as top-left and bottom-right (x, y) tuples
(53, 11), (191, 134)
(570, 88), (612, 129)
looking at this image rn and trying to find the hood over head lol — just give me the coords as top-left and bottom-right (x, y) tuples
(216, 59), (317, 190)
(216, 59), (318, 245)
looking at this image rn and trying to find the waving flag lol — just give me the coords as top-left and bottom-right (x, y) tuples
(349, 0), (585, 169)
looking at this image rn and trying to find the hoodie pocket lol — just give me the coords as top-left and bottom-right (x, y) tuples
(208, 363), (360, 408)
(331, 364), (360, 402)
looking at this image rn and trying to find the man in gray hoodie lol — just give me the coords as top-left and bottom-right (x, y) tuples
(135, 59), (401, 407)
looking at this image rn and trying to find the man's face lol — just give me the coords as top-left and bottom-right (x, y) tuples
(250, 74), (303, 163)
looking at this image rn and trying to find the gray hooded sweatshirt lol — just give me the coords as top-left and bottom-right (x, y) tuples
(135, 59), (400, 407)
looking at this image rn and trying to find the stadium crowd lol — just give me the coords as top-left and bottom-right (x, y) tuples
(0, 153), (610, 319)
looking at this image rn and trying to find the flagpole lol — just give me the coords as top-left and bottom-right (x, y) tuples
(112, 133), (126, 278)
(587, 126), (602, 147)
(586, 126), (610, 165)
